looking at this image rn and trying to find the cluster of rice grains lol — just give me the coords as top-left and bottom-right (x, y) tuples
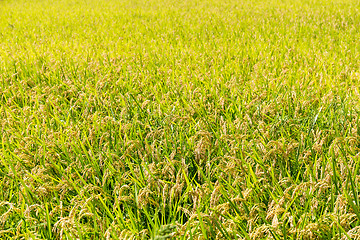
(1, 0), (360, 239)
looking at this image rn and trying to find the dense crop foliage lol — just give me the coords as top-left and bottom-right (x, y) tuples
(1, 0), (360, 239)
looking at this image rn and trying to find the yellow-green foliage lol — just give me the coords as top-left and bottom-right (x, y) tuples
(1, 0), (360, 239)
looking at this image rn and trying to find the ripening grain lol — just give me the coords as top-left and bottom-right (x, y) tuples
(1, 0), (360, 239)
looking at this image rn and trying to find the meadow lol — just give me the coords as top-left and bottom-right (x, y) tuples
(1, 0), (360, 239)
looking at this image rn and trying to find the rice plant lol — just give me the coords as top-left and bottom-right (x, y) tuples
(1, 0), (360, 239)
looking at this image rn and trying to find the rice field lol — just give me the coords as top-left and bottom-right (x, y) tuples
(1, 0), (360, 239)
